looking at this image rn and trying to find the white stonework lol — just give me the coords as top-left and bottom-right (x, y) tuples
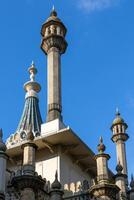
(41, 119), (66, 136)
(116, 140), (128, 175)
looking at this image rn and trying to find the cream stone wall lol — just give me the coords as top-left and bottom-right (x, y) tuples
(60, 154), (92, 193)
(6, 147), (93, 194)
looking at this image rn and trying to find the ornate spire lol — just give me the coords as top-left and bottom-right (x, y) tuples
(116, 107), (120, 116)
(50, 5), (57, 17)
(97, 136), (106, 153)
(28, 61), (37, 82)
(6, 62), (43, 146)
(51, 171), (62, 189)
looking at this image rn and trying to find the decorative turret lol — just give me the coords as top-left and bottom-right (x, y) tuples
(6, 62), (42, 147)
(50, 171), (63, 200)
(96, 137), (110, 183)
(41, 7), (67, 122)
(21, 126), (37, 175)
(89, 137), (119, 200)
(0, 129), (7, 200)
(111, 109), (128, 175)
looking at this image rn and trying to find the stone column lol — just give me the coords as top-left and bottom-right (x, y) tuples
(0, 129), (7, 200)
(114, 137), (128, 175)
(115, 162), (127, 199)
(47, 47), (62, 121)
(41, 8), (67, 122)
(95, 137), (110, 184)
(21, 130), (37, 175)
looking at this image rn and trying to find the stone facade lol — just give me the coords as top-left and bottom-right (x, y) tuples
(0, 7), (133, 200)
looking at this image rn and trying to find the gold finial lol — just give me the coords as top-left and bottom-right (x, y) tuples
(28, 61), (37, 82)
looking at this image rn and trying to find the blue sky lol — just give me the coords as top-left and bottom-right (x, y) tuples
(0, 0), (134, 180)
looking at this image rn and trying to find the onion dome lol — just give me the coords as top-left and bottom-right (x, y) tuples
(111, 108), (128, 128)
(0, 129), (6, 152)
(130, 174), (134, 189)
(51, 171), (62, 189)
(116, 161), (123, 174)
(97, 136), (106, 153)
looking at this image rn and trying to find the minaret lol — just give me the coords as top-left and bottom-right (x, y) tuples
(111, 109), (129, 176)
(41, 7), (67, 122)
(6, 62), (42, 147)
(0, 129), (7, 200)
(89, 137), (119, 200)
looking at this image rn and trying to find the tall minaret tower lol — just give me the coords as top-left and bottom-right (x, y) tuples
(111, 109), (129, 176)
(41, 7), (67, 122)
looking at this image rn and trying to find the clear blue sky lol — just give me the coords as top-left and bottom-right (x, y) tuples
(0, 0), (134, 180)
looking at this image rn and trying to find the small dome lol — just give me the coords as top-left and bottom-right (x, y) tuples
(51, 171), (62, 189)
(111, 108), (128, 128)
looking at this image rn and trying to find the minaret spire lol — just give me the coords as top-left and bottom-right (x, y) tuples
(111, 109), (129, 196)
(6, 62), (43, 147)
(111, 110), (129, 175)
(41, 8), (67, 122)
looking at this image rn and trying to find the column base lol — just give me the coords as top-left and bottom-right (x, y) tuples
(47, 110), (63, 122)
(41, 119), (66, 136)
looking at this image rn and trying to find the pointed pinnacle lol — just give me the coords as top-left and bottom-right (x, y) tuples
(50, 5), (57, 17)
(28, 61), (37, 81)
(100, 136), (103, 144)
(52, 5), (55, 11)
(31, 60), (34, 66)
(116, 107), (120, 116)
